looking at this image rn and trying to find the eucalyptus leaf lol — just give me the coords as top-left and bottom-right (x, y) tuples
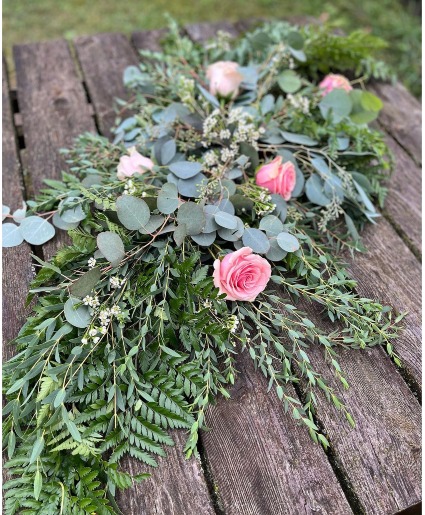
(139, 215), (165, 235)
(203, 205), (220, 233)
(259, 215), (284, 236)
(20, 216), (56, 245)
(319, 89), (353, 123)
(160, 139), (177, 165)
(213, 198), (235, 215)
(173, 223), (186, 246)
(157, 183), (179, 214)
(305, 174), (331, 206)
(277, 70), (301, 94)
(116, 195), (150, 230)
(52, 212), (79, 230)
(197, 84), (220, 107)
(2, 205), (10, 221)
(214, 211), (238, 230)
(266, 239), (288, 261)
(276, 232), (300, 252)
(280, 131), (317, 146)
(242, 228), (270, 254)
(69, 267), (101, 298)
(169, 161), (202, 179)
(191, 231), (216, 246)
(270, 195), (288, 222)
(12, 202), (27, 223)
(177, 202), (206, 235)
(2, 223), (24, 247)
(64, 297), (91, 328)
(217, 217), (244, 242)
(59, 197), (86, 223)
(97, 231), (125, 266)
(177, 173), (208, 198)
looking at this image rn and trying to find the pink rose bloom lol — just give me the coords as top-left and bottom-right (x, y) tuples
(319, 74), (352, 96)
(117, 148), (154, 180)
(255, 156), (296, 201)
(213, 247), (271, 302)
(206, 61), (244, 100)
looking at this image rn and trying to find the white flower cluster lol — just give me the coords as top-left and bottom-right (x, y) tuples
(110, 276), (125, 289)
(177, 75), (195, 105)
(83, 295), (100, 308)
(123, 179), (136, 195)
(88, 257), (96, 268)
(287, 94), (310, 115)
(205, 30), (232, 52)
(227, 315), (240, 333)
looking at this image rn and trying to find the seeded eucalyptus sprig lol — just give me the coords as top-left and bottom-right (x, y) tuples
(2, 19), (402, 515)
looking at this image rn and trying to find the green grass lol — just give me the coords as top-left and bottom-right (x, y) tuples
(3, 0), (421, 96)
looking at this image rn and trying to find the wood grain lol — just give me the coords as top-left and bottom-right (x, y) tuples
(382, 135), (421, 254)
(74, 33), (139, 138)
(370, 82), (422, 164)
(117, 431), (215, 515)
(349, 218), (421, 388)
(202, 350), (352, 515)
(2, 57), (33, 358)
(76, 30), (216, 514)
(306, 343), (421, 515)
(13, 39), (96, 259)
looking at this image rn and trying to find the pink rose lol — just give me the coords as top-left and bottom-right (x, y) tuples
(319, 74), (352, 96)
(255, 156), (296, 201)
(206, 61), (244, 100)
(213, 247), (271, 302)
(117, 148), (154, 180)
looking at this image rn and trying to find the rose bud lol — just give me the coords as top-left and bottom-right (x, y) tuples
(117, 148), (154, 180)
(206, 61), (244, 100)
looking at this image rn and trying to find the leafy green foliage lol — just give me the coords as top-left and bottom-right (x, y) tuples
(3, 20), (405, 514)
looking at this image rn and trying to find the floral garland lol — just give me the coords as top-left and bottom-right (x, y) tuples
(3, 20), (403, 514)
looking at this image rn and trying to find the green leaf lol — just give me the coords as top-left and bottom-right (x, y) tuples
(157, 183), (179, 214)
(214, 211), (238, 230)
(305, 175), (331, 206)
(242, 228), (270, 254)
(276, 232), (300, 252)
(97, 231), (125, 266)
(177, 202), (205, 235)
(287, 31), (304, 50)
(277, 70), (301, 93)
(319, 89), (353, 123)
(266, 239), (287, 262)
(2, 223), (24, 247)
(69, 267), (101, 298)
(169, 161), (202, 179)
(59, 196), (86, 223)
(7, 431), (16, 459)
(160, 139), (177, 165)
(191, 232), (216, 246)
(197, 84), (220, 107)
(259, 215), (284, 236)
(66, 419), (82, 442)
(34, 470), (42, 500)
(64, 297), (91, 328)
(280, 131), (317, 146)
(116, 195), (150, 230)
(52, 212), (79, 230)
(30, 436), (44, 464)
(20, 216), (56, 245)
(139, 215), (165, 235)
(53, 388), (66, 408)
(360, 91), (383, 112)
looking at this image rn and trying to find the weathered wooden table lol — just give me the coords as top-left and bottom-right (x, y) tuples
(2, 20), (422, 515)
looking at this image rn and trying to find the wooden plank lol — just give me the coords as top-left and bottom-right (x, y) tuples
(383, 135), (421, 255)
(306, 344), (421, 514)
(117, 432), (215, 515)
(2, 57), (33, 358)
(349, 218), (421, 388)
(13, 39), (96, 259)
(202, 351), (353, 514)
(76, 31), (216, 513)
(73, 33), (139, 138)
(131, 28), (169, 54)
(371, 82), (421, 164)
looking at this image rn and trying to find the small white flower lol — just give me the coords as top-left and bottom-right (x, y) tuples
(93, 337), (100, 344)
(88, 257), (96, 268)
(81, 338), (88, 345)
(89, 328), (98, 337)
